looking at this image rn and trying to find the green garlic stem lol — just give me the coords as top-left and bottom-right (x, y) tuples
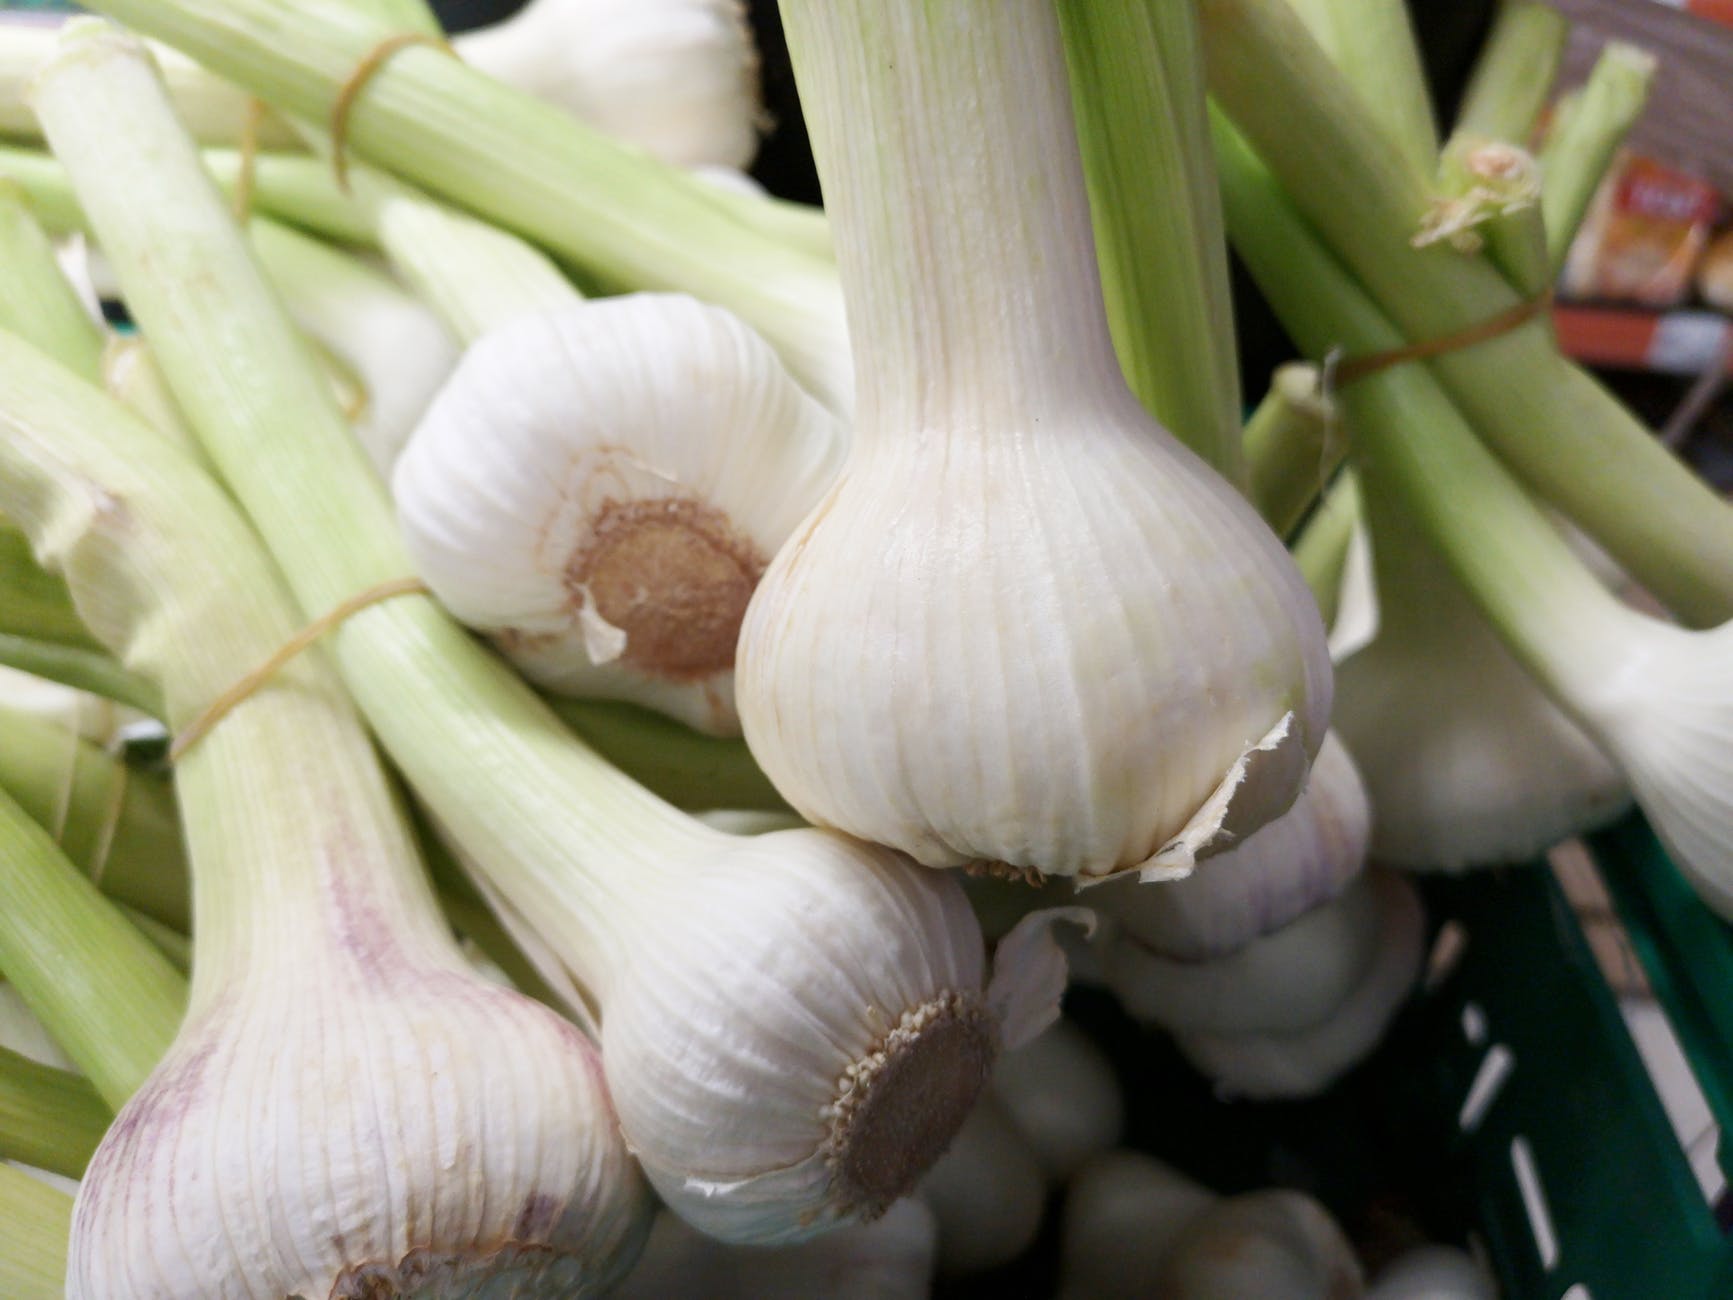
(0, 181), (105, 382)
(1540, 42), (1657, 272)
(1281, 0), (1437, 178)
(1244, 363), (1341, 538)
(0, 704), (190, 932)
(0, 522), (102, 653)
(78, 0), (852, 410)
(1452, 0), (1570, 145)
(0, 1041), (110, 1178)
(0, 634), (163, 717)
(0, 781), (184, 1109)
(1058, 0), (1245, 485)
(1200, 0), (1733, 627)
(0, 1162), (72, 1300)
(1290, 469), (1361, 626)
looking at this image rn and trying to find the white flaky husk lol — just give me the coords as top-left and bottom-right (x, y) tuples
(1174, 871), (1424, 1100)
(395, 294), (845, 735)
(613, 1198), (937, 1299)
(738, 0), (1332, 881)
(1087, 731), (1369, 961)
(454, 0), (764, 169)
(1105, 870), (1384, 1036)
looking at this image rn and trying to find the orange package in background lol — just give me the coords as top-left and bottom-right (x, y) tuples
(1562, 152), (1723, 308)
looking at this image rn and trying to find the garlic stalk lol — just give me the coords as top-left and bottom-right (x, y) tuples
(1217, 124), (1733, 918)
(1106, 869), (1383, 1036)
(0, 1044), (108, 1179)
(1058, 1152), (1217, 1300)
(740, 0), (1331, 880)
(1201, 0), (1733, 626)
(77, 0), (853, 412)
(1292, 470), (1364, 633)
(614, 1199), (937, 1300)
(39, 23), (1075, 1244)
(455, 0), (762, 170)
(1174, 870), (1424, 1099)
(0, 318), (652, 1295)
(917, 1094), (1047, 1276)
(1156, 1188), (1365, 1298)
(1245, 363), (1341, 539)
(1335, 474), (1629, 871)
(396, 295), (845, 734)
(1540, 42), (1657, 273)
(1452, 0), (1569, 146)
(0, 983), (74, 1069)
(0, 1161), (72, 1300)
(991, 1018), (1123, 1183)
(1090, 731), (1369, 962)
(0, 181), (105, 384)
(0, 20), (296, 150)
(1369, 1245), (1496, 1299)
(1282, 0), (1436, 178)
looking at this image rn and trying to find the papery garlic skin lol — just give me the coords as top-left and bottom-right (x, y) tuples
(738, 0), (1331, 880)
(593, 826), (1077, 1244)
(396, 295), (844, 736)
(1090, 731), (1368, 961)
(72, 958), (650, 1299)
(454, 0), (762, 169)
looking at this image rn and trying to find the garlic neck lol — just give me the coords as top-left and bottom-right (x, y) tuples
(784, 0), (1124, 433)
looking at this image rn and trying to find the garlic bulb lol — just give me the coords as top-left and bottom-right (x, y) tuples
(991, 1018), (1123, 1182)
(1155, 1189), (1365, 1299)
(1058, 1152), (1216, 1300)
(1175, 870), (1424, 1099)
(917, 1093), (1047, 1275)
(396, 295), (845, 735)
(454, 0), (763, 169)
(1106, 870), (1383, 1036)
(0, 237), (651, 1300)
(1089, 731), (1369, 961)
(1368, 1245), (1496, 1299)
(1336, 486), (1628, 871)
(739, 0), (1331, 880)
(612, 1199), (937, 1299)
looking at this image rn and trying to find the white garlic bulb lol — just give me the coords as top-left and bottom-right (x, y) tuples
(1174, 870), (1425, 1099)
(1058, 1152), (1217, 1300)
(739, 0), (1332, 880)
(395, 294), (845, 735)
(1155, 1189), (1365, 1299)
(1105, 870), (1384, 1036)
(1337, 491), (1628, 871)
(454, 0), (763, 169)
(991, 1018), (1124, 1183)
(916, 1093), (1047, 1276)
(1089, 731), (1369, 962)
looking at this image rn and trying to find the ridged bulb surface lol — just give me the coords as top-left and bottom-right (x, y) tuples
(1335, 588), (1627, 871)
(69, 955), (650, 1299)
(395, 295), (843, 735)
(454, 0), (763, 168)
(738, 387), (1333, 878)
(598, 827), (1076, 1244)
(1090, 731), (1368, 961)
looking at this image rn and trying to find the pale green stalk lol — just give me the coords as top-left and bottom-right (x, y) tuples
(78, 0), (852, 410)
(2, 143), (375, 247)
(0, 523), (100, 651)
(0, 786), (184, 1108)
(0, 181), (104, 382)
(0, 1043), (109, 1177)
(550, 698), (787, 814)
(1199, 0), (1733, 626)
(1453, 1), (1569, 144)
(0, 705), (189, 931)
(0, 634), (163, 716)
(1244, 363), (1341, 538)
(1281, 0), (1437, 176)
(0, 1163), (72, 1300)
(117, 905), (192, 972)
(1291, 469), (1361, 626)
(1540, 42), (1657, 272)
(1058, 0), (1244, 483)
(693, 179), (834, 263)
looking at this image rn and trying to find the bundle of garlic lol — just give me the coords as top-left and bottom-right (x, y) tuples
(37, 24), (1079, 1249)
